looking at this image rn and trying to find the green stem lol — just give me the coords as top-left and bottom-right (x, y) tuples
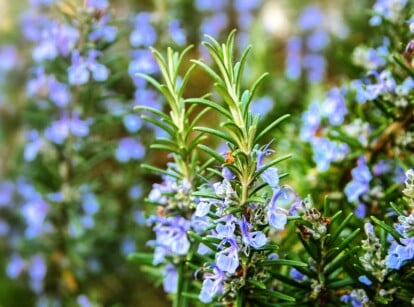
(173, 263), (186, 307)
(236, 291), (245, 307)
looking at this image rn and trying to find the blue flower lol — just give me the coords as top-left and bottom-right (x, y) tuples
(115, 138), (145, 162)
(163, 264), (178, 293)
(215, 238), (239, 273)
(344, 156), (372, 203)
(267, 189), (288, 230)
(169, 20), (186, 46)
(68, 50), (109, 85)
(285, 37), (302, 80)
(28, 254), (47, 293)
(199, 266), (225, 303)
(89, 15), (117, 43)
(239, 216), (267, 249)
(320, 87), (347, 126)
(123, 114), (143, 133)
(86, 0), (109, 10)
(261, 167), (280, 190)
(298, 5), (323, 31)
(358, 275), (372, 286)
(130, 13), (157, 47)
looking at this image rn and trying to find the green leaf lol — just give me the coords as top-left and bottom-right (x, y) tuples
(194, 126), (237, 146)
(324, 250), (351, 275)
(197, 144), (225, 164)
(186, 97), (231, 120)
(150, 143), (180, 154)
(258, 259), (308, 268)
(329, 213), (354, 246)
(127, 252), (154, 265)
(371, 216), (403, 243)
(141, 164), (181, 179)
(141, 114), (175, 137)
(254, 289), (296, 302)
(255, 114), (290, 143)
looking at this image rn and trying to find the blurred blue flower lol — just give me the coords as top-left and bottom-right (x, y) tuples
(306, 30), (329, 52)
(44, 112), (92, 144)
(86, 0), (109, 10)
(123, 114), (143, 133)
(115, 137), (145, 162)
(0, 45), (18, 72)
(68, 50), (109, 85)
(311, 138), (349, 172)
(298, 5), (323, 31)
(385, 238), (414, 269)
(6, 254), (25, 279)
(251, 96), (274, 116)
(129, 49), (159, 76)
(77, 295), (92, 307)
(130, 13), (157, 47)
(320, 87), (347, 126)
(169, 20), (186, 46)
(195, 0), (228, 11)
(285, 37), (302, 80)
(358, 275), (372, 286)
(89, 15), (117, 43)
(0, 181), (14, 207)
(28, 254), (47, 293)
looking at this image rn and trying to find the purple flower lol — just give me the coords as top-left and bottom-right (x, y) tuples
(306, 30), (329, 52)
(222, 167), (235, 180)
(32, 22), (79, 62)
(123, 114), (142, 133)
(303, 53), (326, 83)
(200, 13), (228, 38)
(163, 264), (178, 293)
(28, 254), (47, 293)
(239, 217), (267, 249)
(344, 156), (372, 203)
(77, 295), (92, 307)
(290, 268), (307, 282)
(169, 20), (186, 46)
(6, 254), (26, 279)
(86, 0), (109, 10)
(298, 5), (323, 31)
(0, 181), (14, 207)
(199, 266), (225, 303)
(215, 238), (239, 273)
(385, 238), (414, 270)
(320, 87), (347, 126)
(115, 137), (145, 162)
(89, 15), (117, 43)
(44, 113), (92, 144)
(0, 45), (18, 71)
(261, 167), (280, 190)
(251, 96), (274, 115)
(311, 137), (349, 172)
(267, 189), (288, 230)
(195, 0), (228, 11)
(21, 198), (49, 238)
(150, 216), (191, 259)
(300, 102), (321, 141)
(82, 192), (100, 215)
(285, 37), (302, 80)
(68, 50), (109, 85)
(130, 13), (157, 47)
(129, 50), (159, 76)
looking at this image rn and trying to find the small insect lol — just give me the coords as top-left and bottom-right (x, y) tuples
(224, 150), (235, 164)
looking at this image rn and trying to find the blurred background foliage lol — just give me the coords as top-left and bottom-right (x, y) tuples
(0, 0), (376, 306)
